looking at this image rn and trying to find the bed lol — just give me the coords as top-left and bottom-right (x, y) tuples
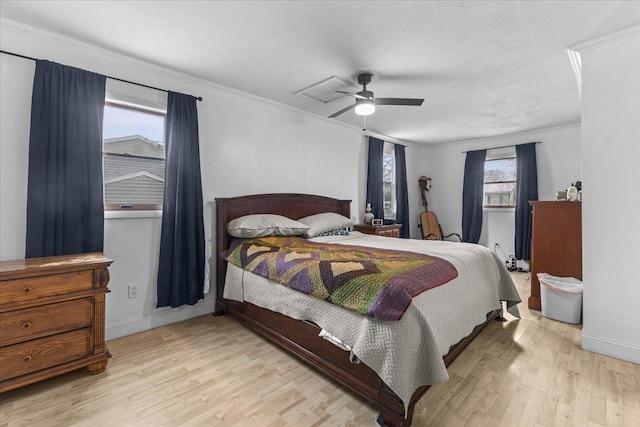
(214, 193), (520, 426)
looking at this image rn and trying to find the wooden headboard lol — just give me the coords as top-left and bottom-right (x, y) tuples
(214, 193), (351, 311)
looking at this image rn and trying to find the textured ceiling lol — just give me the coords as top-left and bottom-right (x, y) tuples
(1, 1), (639, 145)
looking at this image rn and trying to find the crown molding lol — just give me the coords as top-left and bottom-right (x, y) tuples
(568, 25), (640, 52)
(424, 122), (581, 151)
(0, 18), (413, 147)
(565, 25), (640, 99)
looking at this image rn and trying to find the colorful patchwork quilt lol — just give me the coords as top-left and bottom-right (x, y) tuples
(223, 236), (458, 321)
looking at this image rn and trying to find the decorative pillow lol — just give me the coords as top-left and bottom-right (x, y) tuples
(298, 212), (353, 238)
(227, 214), (309, 238)
(315, 227), (351, 237)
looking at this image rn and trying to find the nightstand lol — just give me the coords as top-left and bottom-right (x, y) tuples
(353, 224), (402, 238)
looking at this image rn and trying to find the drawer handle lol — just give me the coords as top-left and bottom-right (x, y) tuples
(23, 355), (32, 363)
(23, 287), (32, 293)
(22, 322), (32, 329)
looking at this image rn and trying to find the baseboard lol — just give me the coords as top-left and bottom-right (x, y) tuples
(581, 331), (640, 364)
(106, 298), (216, 341)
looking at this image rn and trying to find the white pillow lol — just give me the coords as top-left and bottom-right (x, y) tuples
(227, 214), (309, 238)
(298, 212), (353, 238)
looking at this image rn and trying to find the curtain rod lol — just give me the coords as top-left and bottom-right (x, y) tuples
(364, 134), (406, 147)
(462, 141), (541, 153)
(0, 50), (203, 102)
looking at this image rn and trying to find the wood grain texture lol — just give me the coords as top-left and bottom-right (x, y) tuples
(0, 299), (92, 346)
(528, 201), (582, 310)
(0, 253), (112, 392)
(0, 329), (90, 378)
(0, 271), (94, 305)
(353, 224), (402, 238)
(1, 273), (637, 426)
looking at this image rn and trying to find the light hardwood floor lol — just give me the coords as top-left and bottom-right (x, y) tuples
(1, 273), (638, 426)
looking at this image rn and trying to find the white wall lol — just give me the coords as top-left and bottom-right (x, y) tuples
(0, 53), (32, 260)
(420, 124), (582, 263)
(0, 20), (419, 339)
(578, 28), (640, 363)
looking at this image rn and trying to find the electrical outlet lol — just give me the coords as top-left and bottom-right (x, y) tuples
(128, 285), (138, 299)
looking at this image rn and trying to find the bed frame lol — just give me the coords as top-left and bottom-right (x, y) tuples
(214, 193), (501, 426)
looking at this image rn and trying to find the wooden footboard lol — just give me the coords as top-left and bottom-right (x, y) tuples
(214, 193), (502, 426)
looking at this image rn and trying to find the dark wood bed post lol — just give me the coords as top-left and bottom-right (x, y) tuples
(213, 197), (230, 316)
(211, 193), (502, 427)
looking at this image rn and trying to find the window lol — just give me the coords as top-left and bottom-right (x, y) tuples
(383, 144), (396, 219)
(484, 157), (517, 208)
(103, 102), (166, 210)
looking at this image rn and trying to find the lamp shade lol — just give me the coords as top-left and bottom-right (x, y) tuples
(355, 99), (375, 116)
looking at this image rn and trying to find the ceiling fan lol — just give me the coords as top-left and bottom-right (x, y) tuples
(329, 72), (424, 118)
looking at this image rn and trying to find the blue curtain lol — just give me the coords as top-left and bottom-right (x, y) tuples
(515, 142), (538, 260)
(366, 137), (385, 220)
(462, 149), (487, 243)
(157, 92), (205, 308)
(26, 60), (106, 258)
(394, 144), (410, 238)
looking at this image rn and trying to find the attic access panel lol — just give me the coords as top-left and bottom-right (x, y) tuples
(293, 76), (356, 104)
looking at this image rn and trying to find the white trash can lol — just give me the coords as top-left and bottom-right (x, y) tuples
(537, 273), (583, 324)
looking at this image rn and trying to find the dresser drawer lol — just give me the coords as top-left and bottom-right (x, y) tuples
(0, 329), (91, 380)
(0, 271), (94, 305)
(353, 224), (402, 238)
(379, 229), (400, 237)
(0, 298), (93, 346)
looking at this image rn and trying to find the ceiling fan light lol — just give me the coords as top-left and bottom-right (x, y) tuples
(355, 100), (375, 116)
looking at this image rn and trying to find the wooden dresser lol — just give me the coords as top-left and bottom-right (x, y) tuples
(528, 201), (582, 310)
(353, 223), (402, 238)
(0, 253), (112, 392)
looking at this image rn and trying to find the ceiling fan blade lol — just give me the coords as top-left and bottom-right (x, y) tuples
(328, 104), (356, 118)
(375, 98), (424, 106)
(335, 91), (367, 100)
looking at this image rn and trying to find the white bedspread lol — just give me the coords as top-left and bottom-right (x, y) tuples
(223, 232), (521, 412)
